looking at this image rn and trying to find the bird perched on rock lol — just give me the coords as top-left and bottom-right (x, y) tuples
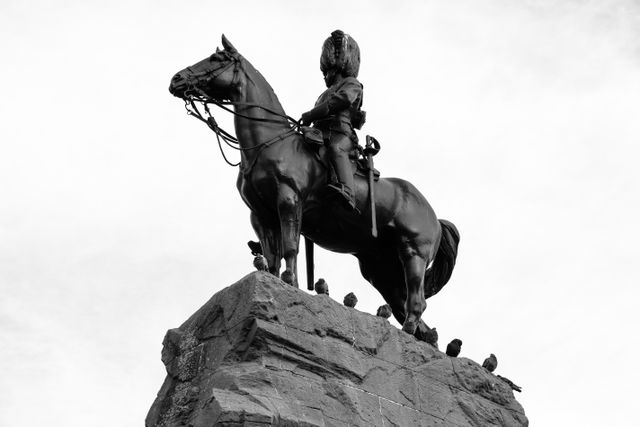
(248, 240), (268, 271)
(497, 375), (522, 392)
(314, 278), (329, 295)
(482, 354), (498, 373)
(376, 304), (392, 319)
(343, 292), (358, 308)
(446, 339), (462, 357)
(424, 327), (438, 348)
(253, 254), (268, 271)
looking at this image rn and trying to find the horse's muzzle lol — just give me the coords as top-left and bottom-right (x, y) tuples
(169, 73), (188, 98)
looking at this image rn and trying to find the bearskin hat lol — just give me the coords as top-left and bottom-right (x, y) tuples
(320, 30), (360, 78)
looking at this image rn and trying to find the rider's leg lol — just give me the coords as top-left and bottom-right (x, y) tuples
(327, 134), (356, 209)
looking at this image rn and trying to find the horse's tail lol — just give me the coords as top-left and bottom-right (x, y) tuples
(424, 219), (460, 299)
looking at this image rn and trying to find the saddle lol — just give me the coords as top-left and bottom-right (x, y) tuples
(301, 126), (380, 181)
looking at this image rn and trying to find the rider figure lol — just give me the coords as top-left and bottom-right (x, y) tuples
(300, 30), (365, 211)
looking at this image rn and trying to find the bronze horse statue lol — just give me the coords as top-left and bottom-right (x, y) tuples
(169, 35), (459, 341)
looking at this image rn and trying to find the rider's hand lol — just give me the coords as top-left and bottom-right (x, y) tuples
(300, 113), (312, 127)
(300, 102), (329, 127)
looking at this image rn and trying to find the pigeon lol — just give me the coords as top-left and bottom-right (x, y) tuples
(446, 339), (462, 357)
(424, 327), (438, 348)
(253, 254), (268, 271)
(497, 375), (522, 392)
(482, 354), (498, 373)
(376, 304), (392, 318)
(248, 240), (268, 271)
(314, 278), (329, 295)
(343, 292), (358, 308)
(247, 240), (263, 256)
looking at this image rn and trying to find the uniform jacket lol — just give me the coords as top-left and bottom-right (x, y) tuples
(312, 76), (363, 136)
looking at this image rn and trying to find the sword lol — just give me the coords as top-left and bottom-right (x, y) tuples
(364, 136), (380, 238)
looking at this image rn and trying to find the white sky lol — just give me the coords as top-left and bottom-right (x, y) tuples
(1, 0), (639, 425)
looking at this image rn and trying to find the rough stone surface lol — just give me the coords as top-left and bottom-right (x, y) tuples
(146, 272), (528, 427)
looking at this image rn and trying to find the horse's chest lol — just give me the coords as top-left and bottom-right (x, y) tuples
(238, 173), (280, 214)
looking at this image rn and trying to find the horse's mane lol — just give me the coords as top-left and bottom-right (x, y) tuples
(238, 55), (287, 116)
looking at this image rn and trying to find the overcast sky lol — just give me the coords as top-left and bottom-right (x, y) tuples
(1, 1), (639, 426)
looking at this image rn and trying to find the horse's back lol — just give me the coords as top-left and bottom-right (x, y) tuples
(245, 134), (440, 252)
(360, 176), (440, 239)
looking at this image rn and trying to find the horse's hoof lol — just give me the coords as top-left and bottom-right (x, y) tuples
(280, 270), (294, 285)
(402, 320), (417, 335)
(415, 324), (438, 347)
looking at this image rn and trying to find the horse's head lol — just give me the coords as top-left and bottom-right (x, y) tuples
(169, 35), (242, 101)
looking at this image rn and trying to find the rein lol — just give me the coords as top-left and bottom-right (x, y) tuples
(179, 51), (301, 170)
(181, 53), (301, 167)
(183, 93), (300, 168)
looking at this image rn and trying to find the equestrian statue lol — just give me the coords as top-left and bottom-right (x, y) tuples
(168, 32), (460, 342)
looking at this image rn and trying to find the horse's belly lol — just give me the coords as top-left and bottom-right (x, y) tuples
(301, 206), (378, 254)
(303, 229), (373, 254)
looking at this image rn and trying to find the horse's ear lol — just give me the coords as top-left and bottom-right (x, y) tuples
(216, 47), (221, 53)
(221, 34), (237, 53)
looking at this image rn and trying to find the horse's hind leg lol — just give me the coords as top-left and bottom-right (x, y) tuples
(277, 184), (302, 287)
(358, 252), (435, 344)
(398, 240), (432, 335)
(250, 211), (281, 276)
(357, 252), (405, 319)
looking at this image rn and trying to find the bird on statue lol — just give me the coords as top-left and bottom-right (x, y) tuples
(446, 339), (462, 357)
(247, 240), (262, 256)
(343, 292), (358, 308)
(314, 278), (329, 295)
(247, 240), (268, 271)
(497, 375), (522, 393)
(376, 304), (392, 319)
(482, 354), (498, 372)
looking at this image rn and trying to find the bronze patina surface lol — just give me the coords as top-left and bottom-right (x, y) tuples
(169, 34), (459, 341)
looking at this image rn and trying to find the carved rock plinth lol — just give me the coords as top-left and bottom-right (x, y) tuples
(146, 272), (528, 426)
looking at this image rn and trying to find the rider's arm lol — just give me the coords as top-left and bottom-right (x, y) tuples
(301, 103), (330, 125)
(300, 78), (362, 125)
(327, 77), (362, 112)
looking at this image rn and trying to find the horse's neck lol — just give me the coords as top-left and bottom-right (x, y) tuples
(233, 62), (290, 152)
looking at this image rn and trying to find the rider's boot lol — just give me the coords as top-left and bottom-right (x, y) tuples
(328, 142), (358, 212)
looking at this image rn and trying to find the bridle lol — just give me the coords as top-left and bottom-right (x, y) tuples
(180, 52), (301, 168)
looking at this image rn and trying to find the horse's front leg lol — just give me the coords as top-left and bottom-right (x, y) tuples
(277, 184), (302, 287)
(250, 211), (281, 277)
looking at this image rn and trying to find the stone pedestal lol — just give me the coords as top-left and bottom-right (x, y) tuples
(146, 272), (528, 426)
